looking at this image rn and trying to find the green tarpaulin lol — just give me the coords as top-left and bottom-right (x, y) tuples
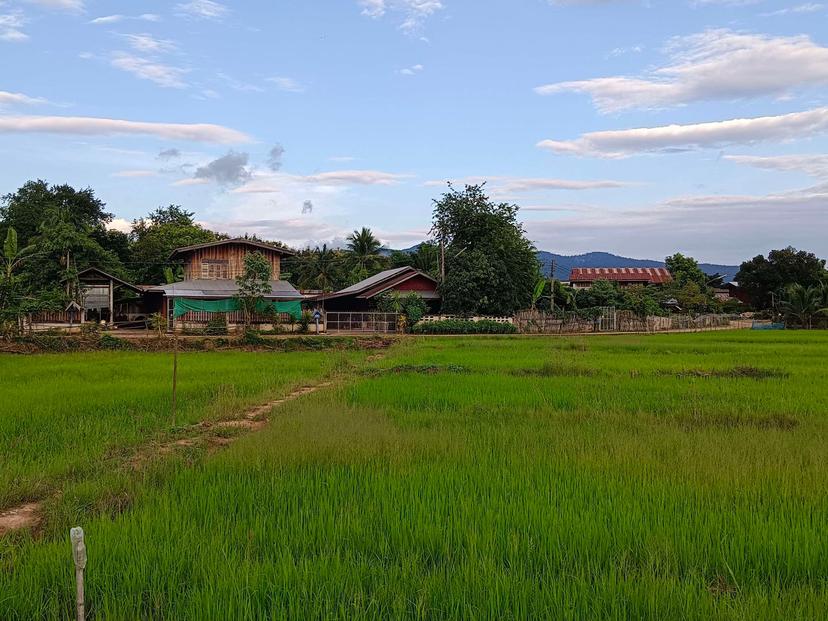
(173, 298), (302, 320)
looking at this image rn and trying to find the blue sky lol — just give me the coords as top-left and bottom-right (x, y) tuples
(1, 0), (828, 263)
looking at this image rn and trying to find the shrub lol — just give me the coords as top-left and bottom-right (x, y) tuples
(204, 316), (228, 336)
(412, 319), (517, 335)
(298, 311), (312, 334)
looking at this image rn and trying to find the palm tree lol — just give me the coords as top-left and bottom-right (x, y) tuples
(346, 227), (383, 274)
(780, 283), (822, 329)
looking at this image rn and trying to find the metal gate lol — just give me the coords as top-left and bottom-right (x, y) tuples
(325, 312), (399, 333)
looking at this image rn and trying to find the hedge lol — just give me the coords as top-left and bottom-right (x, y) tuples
(412, 319), (517, 335)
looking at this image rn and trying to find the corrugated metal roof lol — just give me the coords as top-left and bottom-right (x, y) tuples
(147, 279), (302, 299)
(569, 267), (672, 284)
(332, 267), (413, 296)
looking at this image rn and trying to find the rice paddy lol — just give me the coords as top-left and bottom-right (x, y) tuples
(2, 332), (827, 619)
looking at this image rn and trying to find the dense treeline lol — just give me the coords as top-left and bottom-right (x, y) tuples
(1, 179), (827, 335)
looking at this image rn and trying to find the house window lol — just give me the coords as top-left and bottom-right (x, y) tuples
(201, 259), (230, 279)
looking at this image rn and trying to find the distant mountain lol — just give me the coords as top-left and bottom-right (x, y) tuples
(537, 251), (740, 283)
(381, 245), (740, 283)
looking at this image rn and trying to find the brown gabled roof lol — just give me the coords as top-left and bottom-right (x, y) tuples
(169, 238), (296, 259)
(569, 267), (672, 284)
(317, 266), (438, 301)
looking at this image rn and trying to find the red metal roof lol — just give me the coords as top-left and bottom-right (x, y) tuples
(569, 267), (672, 284)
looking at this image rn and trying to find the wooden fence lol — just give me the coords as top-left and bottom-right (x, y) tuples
(514, 309), (742, 334)
(420, 315), (514, 324)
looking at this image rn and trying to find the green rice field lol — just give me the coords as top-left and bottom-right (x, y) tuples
(2, 331), (827, 619)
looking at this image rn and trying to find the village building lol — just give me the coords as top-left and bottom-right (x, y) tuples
(143, 238), (303, 327)
(569, 267), (672, 289)
(315, 266), (440, 312)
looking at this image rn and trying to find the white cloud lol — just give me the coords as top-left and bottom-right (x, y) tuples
(172, 177), (211, 186)
(538, 107), (828, 157)
(121, 33), (176, 54)
(107, 218), (133, 233)
(761, 3), (825, 17)
(111, 52), (188, 88)
(176, 0), (228, 20)
(26, 0), (84, 12)
(524, 183), (828, 262)
(399, 63), (424, 75)
(0, 90), (47, 106)
(233, 170), (410, 194)
(89, 13), (160, 25)
(536, 30), (828, 113)
(424, 175), (632, 192)
(724, 154), (828, 178)
(358, 0), (444, 33)
(267, 76), (304, 93)
(0, 115), (252, 143)
(0, 10), (27, 42)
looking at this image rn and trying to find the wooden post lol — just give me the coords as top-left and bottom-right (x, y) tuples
(108, 278), (114, 327)
(70, 527), (86, 621)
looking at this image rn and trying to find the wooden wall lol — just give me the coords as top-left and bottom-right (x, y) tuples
(182, 243), (282, 280)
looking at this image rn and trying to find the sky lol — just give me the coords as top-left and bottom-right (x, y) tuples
(1, 0), (828, 264)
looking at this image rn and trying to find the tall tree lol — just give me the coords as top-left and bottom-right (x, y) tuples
(0, 180), (112, 247)
(345, 227), (385, 282)
(736, 247), (827, 309)
(130, 205), (217, 284)
(389, 242), (440, 279)
(431, 184), (538, 315)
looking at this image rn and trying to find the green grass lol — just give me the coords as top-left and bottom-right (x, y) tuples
(2, 332), (828, 619)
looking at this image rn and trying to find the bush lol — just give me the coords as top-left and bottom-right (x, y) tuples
(298, 311), (312, 334)
(412, 319), (517, 335)
(204, 316), (228, 336)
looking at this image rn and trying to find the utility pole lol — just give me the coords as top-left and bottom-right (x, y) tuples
(549, 260), (556, 313)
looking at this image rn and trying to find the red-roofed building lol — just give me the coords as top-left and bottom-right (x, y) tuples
(569, 267), (672, 289)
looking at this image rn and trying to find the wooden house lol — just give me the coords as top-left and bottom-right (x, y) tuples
(144, 238), (302, 327)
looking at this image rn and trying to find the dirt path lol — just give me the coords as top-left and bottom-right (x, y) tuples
(0, 379), (336, 538)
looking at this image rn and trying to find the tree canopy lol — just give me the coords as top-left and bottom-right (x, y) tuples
(431, 184), (538, 315)
(736, 247), (828, 309)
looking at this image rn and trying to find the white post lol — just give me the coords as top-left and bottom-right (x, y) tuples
(70, 527), (87, 621)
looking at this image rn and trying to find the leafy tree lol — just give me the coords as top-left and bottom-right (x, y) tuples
(389, 243), (440, 279)
(665, 253), (710, 289)
(619, 285), (663, 318)
(286, 245), (348, 293)
(575, 280), (620, 309)
(130, 205), (216, 284)
(0, 180), (113, 247)
(736, 247), (827, 309)
(0, 228), (34, 335)
(431, 184), (538, 315)
(235, 251), (273, 330)
(780, 284), (824, 329)
(375, 291), (428, 330)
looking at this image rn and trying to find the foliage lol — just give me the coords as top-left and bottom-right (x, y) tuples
(130, 205), (217, 284)
(298, 310), (312, 333)
(149, 312), (168, 337)
(285, 245), (349, 292)
(374, 291), (428, 328)
(412, 318), (517, 334)
(780, 283), (825, 329)
(235, 251), (273, 330)
(665, 253), (710, 289)
(575, 280), (620, 309)
(345, 227), (384, 282)
(388, 243), (440, 279)
(204, 316), (229, 336)
(432, 184), (538, 315)
(737, 247), (828, 309)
